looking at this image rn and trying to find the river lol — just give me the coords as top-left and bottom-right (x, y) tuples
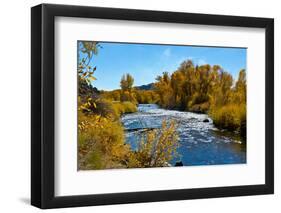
(121, 104), (246, 166)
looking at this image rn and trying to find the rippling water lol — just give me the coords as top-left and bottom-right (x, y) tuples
(121, 104), (246, 166)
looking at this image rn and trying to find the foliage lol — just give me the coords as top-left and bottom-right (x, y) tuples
(120, 90), (137, 103)
(119, 73), (137, 103)
(154, 60), (246, 134)
(210, 104), (246, 131)
(77, 41), (132, 170)
(155, 72), (174, 109)
(101, 89), (159, 104)
(78, 41), (101, 85)
(127, 120), (179, 168)
(209, 69), (246, 132)
(77, 41), (178, 169)
(135, 90), (159, 104)
(101, 89), (122, 101)
(112, 101), (138, 116)
(120, 73), (134, 92)
(78, 40), (247, 170)
(78, 111), (131, 170)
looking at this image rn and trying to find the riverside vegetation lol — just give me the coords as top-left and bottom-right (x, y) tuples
(78, 41), (246, 170)
(78, 41), (179, 170)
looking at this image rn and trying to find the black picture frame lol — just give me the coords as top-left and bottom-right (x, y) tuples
(31, 3), (274, 209)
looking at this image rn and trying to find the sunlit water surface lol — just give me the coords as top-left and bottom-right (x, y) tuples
(121, 104), (246, 166)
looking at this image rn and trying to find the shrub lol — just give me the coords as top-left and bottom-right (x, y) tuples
(78, 112), (131, 170)
(101, 90), (121, 101)
(135, 90), (159, 104)
(121, 101), (138, 113)
(80, 97), (137, 119)
(112, 101), (137, 116)
(210, 104), (246, 131)
(78, 99), (138, 170)
(120, 91), (137, 103)
(127, 120), (179, 168)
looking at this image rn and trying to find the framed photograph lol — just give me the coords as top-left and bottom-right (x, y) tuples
(31, 4), (274, 209)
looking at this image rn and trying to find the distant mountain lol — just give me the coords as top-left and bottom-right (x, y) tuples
(135, 83), (155, 90)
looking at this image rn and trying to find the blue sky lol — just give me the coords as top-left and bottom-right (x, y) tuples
(79, 42), (246, 91)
